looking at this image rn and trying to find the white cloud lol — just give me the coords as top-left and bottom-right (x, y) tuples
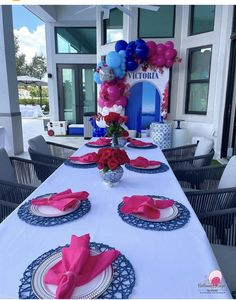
(14, 25), (46, 64)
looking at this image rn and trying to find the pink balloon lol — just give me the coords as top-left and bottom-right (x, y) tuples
(146, 41), (157, 57)
(98, 97), (106, 108)
(165, 49), (177, 60)
(107, 86), (120, 100)
(165, 41), (174, 49)
(156, 44), (166, 55)
(115, 96), (127, 107)
(165, 59), (174, 68)
(106, 99), (115, 108)
(156, 56), (166, 67)
(149, 54), (158, 65)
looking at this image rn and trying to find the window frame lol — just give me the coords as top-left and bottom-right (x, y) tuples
(102, 9), (124, 45)
(55, 27), (97, 54)
(189, 5), (215, 36)
(137, 5), (176, 39)
(185, 45), (212, 115)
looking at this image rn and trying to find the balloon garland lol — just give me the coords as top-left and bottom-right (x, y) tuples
(94, 39), (180, 124)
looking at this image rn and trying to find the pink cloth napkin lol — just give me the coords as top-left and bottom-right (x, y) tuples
(120, 195), (174, 219)
(129, 139), (153, 147)
(87, 138), (111, 146)
(44, 234), (120, 299)
(31, 189), (89, 211)
(130, 156), (161, 168)
(69, 152), (98, 163)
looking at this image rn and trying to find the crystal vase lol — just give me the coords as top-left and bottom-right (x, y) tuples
(100, 166), (124, 187)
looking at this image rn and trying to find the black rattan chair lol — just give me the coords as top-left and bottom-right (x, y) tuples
(0, 148), (57, 222)
(163, 139), (214, 170)
(28, 135), (77, 167)
(199, 208), (236, 297)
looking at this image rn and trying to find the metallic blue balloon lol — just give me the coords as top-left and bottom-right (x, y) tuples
(115, 40), (128, 52)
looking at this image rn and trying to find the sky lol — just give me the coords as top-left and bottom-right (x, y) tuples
(12, 5), (46, 64)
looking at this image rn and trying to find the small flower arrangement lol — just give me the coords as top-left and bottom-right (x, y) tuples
(104, 112), (129, 138)
(97, 148), (130, 172)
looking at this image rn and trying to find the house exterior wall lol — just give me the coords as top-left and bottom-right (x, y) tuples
(95, 5), (233, 158)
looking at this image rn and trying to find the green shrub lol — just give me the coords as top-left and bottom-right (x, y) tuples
(19, 98), (49, 112)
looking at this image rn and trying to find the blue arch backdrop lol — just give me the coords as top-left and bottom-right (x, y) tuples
(126, 81), (161, 133)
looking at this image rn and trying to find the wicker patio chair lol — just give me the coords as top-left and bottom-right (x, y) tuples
(163, 138), (214, 170)
(0, 148), (57, 221)
(199, 208), (236, 297)
(28, 135), (77, 167)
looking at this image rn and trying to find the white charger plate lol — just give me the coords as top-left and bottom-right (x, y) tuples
(132, 197), (178, 222)
(30, 194), (81, 218)
(32, 249), (113, 299)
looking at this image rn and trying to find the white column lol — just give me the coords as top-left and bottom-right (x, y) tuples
(0, 5), (23, 155)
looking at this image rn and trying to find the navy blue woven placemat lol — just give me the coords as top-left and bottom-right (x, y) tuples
(64, 159), (97, 168)
(18, 242), (135, 299)
(127, 143), (157, 149)
(17, 194), (91, 227)
(118, 196), (190, 231)
(125, 162), (169, 174)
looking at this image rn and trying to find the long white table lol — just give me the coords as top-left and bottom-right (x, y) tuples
(0, 139), (232, 298)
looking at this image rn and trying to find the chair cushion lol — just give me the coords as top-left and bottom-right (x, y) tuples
(212, 244), (236, 292)
(28, 135), (51, 156)
(218, 156), (236, 189)
(0, 148), (17, 183)
(193, 138), (214, 167)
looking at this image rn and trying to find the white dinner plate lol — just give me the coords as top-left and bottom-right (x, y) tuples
(32, 249), (113, 299)
(132, 197), (178, 222)
(131, 163), (161, 170)
(30, 194), (81, 218)
(129, 143), (153, 148)
(69, 159), (96, 165)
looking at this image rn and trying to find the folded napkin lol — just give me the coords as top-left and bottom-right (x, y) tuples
(129, 139), (153, 147)
(120, 195), (174, 219)
(44, 234), (120, 299)
(87, 138), (111, 146)
(69, 152), (98, 163)
(130, 156), (161, 168)
(31, 189), (89, 211)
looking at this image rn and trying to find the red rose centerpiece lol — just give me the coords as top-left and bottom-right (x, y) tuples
(97, 148), (130, 186)
(104, 112), (129, 147)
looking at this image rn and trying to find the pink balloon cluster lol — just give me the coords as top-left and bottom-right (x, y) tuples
(98, 78), (128, 108)
(146, 41), (177, 68)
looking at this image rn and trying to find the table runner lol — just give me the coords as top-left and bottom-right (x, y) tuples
(0, 138), (231, 298)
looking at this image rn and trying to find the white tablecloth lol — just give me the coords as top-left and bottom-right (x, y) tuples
(0, 138), (231, 298)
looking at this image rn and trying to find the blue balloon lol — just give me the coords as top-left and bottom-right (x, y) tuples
(93, 72), (102, 84)
(126, 59), (138, 71)
(119, 50), (126, 57)
(126, 41), (136, 52)
(115, 40), (128, 52)
(113, 67), (122, 78)
(135, 38), (146, 46)
(121, 63), (126, 70)
(135, 44), (149, 60)
(97, 61), (104, 68)
(106, 51), (122, 68)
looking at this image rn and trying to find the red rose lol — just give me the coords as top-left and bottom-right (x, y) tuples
(108, 158), (120, 170)
(122, 130), (129, 137)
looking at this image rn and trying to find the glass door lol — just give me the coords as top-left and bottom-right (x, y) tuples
(57, 64), (96, 124)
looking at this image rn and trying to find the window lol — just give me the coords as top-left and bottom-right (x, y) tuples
(138, 5), (175, 38)
(55, 27), (96, 54)
(190, 5), (215, 35)
(185, 46), (212, 114)
(103, 8), (123, 44)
